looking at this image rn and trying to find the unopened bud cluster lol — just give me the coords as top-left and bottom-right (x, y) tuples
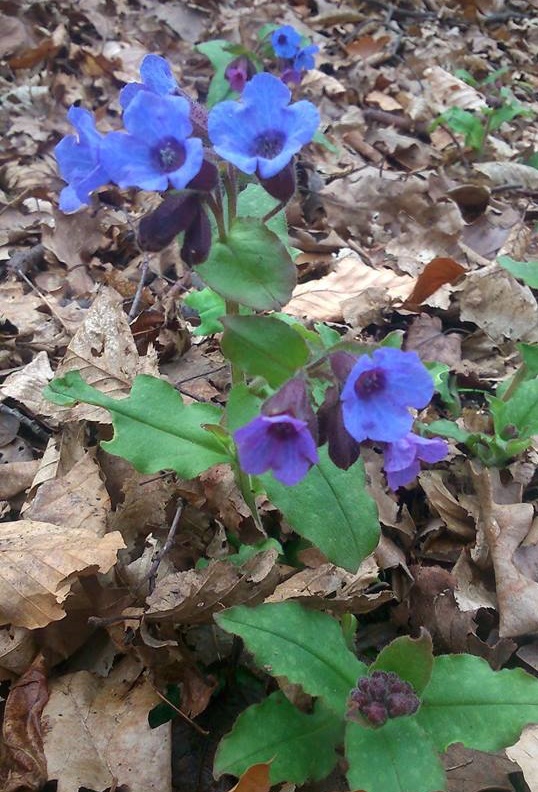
(346, 670), (420, 727)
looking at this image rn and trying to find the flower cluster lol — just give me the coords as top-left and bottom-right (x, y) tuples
(55, 53), (318, 236)
(234, 348), (448, 488)
(271, 25), (319, 84)
(346, 670), (420, 727)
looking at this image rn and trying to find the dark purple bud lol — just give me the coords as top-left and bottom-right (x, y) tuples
(318, 386), (361, 470)
(187, 158), (218, 192)
(225, 56), (256, 93)
(181, 205), (211, 266)
(257, 161), (296, 203)
(362, 701), (388, 727)
(387, 692), (420, 718)
(137, 193), (200, 252)
(329, 351), (357, 384)
(263, 378), (318, 444)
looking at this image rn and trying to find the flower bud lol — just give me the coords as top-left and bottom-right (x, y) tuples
(137, 193), (200, 252)
(181, 205), (211, 266)
(257, 161), (296, 203)
(225, 56), (256, 93)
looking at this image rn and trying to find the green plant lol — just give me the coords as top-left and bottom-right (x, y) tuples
(213, 601), (538, 792)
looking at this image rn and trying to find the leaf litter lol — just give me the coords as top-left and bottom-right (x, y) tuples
(0, 0), (537, 790)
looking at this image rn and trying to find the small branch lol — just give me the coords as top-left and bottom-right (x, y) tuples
(128, 254), (150, 321)
(146, 500), (183, 594)
(149, 682), (209, 736)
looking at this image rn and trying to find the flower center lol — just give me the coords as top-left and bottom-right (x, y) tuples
(153, 137), (186, 173)
(354, 368), (386, 398)
(251, 130), (286, 160)
(267, 421), (298, 441)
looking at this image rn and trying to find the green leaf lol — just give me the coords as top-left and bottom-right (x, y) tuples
(237, 184), (298, 258)
(44, 371), (231, 478)
(197, 217), (296, 310)
(215, 602), (364, 713)
(345, 717), (446, 792)
(183, 287), (226, 335)
(196, 39), (235, 69)
(489, 380), (538, 440)
(370, 630), (433, 695)
(435, 107), (485, 151)
(425, 362), (460, 414)
(418, 654), (538, 752)
(221, 315), (309, 388)
(148, 684), (181, 728)
(314, 322), (342, 349)
(225, 383), (262, 433)
(424, 419), (471, 444)
(518, 343), (538, 377)
(214, 692), (343, 784)
(262, 446), (380, 572)
(497, 255), (538, 288)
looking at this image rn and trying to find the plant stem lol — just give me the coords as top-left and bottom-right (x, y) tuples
(205, 193), (226, 242)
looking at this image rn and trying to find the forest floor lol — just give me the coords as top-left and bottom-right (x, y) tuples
(0, 0), (537, 790)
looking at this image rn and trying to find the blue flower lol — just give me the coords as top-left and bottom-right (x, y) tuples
(271, 25), (302, 59)
(234, 413), (318, 486)
(120, 54), (178, 109)
(208, 73), (319, 179)
(54, 107), (110, 213)
(383, 433), (448, 490)
(340, 348), (434, 443)
(100, 92), (203, 191)
(294, 44), (318, 72)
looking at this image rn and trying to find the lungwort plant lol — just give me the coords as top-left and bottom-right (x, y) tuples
(44, 33), (538, 792)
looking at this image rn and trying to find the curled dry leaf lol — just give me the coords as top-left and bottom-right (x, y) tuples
(474, 162), (538, 190)
(145, 549), (280, 624)
(458, 264), (538, 343)
(283, 250), (413, 322)
(422, 65), (486, 113)
(24, 451), (110, 535)
(265, 558), (392, 614)
(471, 464), (538, 638)
(0, 460), (40, 499)
(0, 626), (37, 679)
(506, 725), (538, 792)
(42, 655), (172, 792)
(44, 286), (159, 423)
(1, 654), (48, 792)
(0, 520), (124, 629)
(0, 351), (56, 418)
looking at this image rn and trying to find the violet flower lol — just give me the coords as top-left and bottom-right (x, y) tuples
(341, 348), (434, 444)
(234, 413), (318, 486)
(208, 72), (319, 179)
(100, 92), (203, 191)
(119, 54), (178, 109)
(383, 433), (448, 490)
(54, 107), (110, 213)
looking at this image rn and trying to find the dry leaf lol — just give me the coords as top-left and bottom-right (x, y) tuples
(474, 162), (538, 190)
(405, 314), (463, 367)
(423, 66), (486, 113)
(42, 656), (172, 792)
(0, 460), (40, 498)
(404, 257), (466, 307)
(458, 264), (538, 343)
(229, 763), (273, 792)
(24, 451), (110, 535)
(0, 520), (124, 628)
(507, 725), (538, 792)
(1, 655), (48, 792)
(471, 465), (538, 638)
(0, 626), (37, 679)
(283, 250), (413, 322)
(0, 351), (56, 418)
(45, 286), (159, 423)
(145, 550), (280, 623)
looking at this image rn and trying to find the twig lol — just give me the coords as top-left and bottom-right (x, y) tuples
(128, 254), (150, 321)
(149, 682), (209, 736)
(13, 267), (72, 330)
(146, 500), (184, 594)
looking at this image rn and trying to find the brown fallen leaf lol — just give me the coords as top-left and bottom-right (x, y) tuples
(405, 313), (462, 368)
(229, 763), (273, 792)
(458, 264), (538, 343)
(1, 654), (48, 792)
(265, 559), (392, 614)
(419, 471), (477, 540)
(444, 743), (520, 792)
(0, 626), (37, 680)
(506, 725), (538, 792)
(24, 451), (110, 535)
(0, 520), (124, 629)
(471, 464), (538, 638)
(145, 550), (280, 624)
(283, 250), (413, 322)
(42, 655), (171, 792)
(404, 257), (466, 308)
(0, 460), (40, 499)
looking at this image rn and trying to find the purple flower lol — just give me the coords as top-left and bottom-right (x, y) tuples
(293, 44), (319, 72)
(340, 348), (434, 443)
(271, 25), (301, 59)
(100, 92), (203, 191)
(120, 54), (178, 109)
(383, 433), (448, 490)
(54, 107), (110, 213)
(234, 413), (318, 486)
(208, 73), (319, 179)
(225, 56), (256, 93)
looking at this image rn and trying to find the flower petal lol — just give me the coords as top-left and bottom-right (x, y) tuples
(140, 54), (177, 94)
(123, 92), (192, 145)
(100, 132), (168, 190)
(168, 137), (204, 189)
